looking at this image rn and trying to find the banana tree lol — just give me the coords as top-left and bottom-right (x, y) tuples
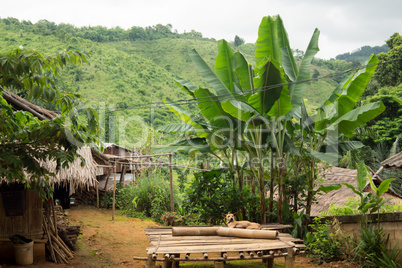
(155, 14), (386, 225)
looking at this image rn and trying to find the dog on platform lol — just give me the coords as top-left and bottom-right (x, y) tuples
(224, 213), (261, 229)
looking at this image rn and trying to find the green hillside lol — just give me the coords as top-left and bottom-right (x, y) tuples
(0, 18), (374, 147)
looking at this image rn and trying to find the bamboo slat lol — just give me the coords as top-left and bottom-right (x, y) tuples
(217, 227), (278, 239)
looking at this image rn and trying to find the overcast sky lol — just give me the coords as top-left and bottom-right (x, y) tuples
(1, 0), (401, 59)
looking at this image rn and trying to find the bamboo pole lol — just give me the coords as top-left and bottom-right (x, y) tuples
(169, 153), (174, 212)
(112, 160), (117, 221)
(96, 180), (99, 208)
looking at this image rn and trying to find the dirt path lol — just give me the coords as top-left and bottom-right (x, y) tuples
(2, 205), (359, 268)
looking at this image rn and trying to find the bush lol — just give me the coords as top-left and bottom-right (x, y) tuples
(306, 217), (344, 264)
(183, 170), (257, 225)
(103, 174), (180, 223)
(353, 225), (401, 268)
(321, 197), (402, 216)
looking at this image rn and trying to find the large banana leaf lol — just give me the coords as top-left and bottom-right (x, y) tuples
(164, 98), (209, 138)
(267, 86), (293, 118)
(175, 78), (198, 97)
(336, 55), (379, 118)
(189, 49), (231, 98)
(221, 98), (258, 122)
(255, 15), (291, 66)
(234, 52), (254, 96)
(282, 28), (320, 116)
(315, 55), (381, 132)
(194, 87), (234, 130)
(215, 40), (239, 93)
(157, 123), (195, 134)
(151, 137), (211, 154)
(322, 101), (385, 137)
(249, 57), (286, 115)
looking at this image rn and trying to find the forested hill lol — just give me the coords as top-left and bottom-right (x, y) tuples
(0, 18), (389, 147)
(335, 44), (389, 63)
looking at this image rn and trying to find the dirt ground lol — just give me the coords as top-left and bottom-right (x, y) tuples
(0, 205), (360, 268)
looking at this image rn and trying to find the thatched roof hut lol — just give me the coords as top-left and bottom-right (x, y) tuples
(0, 90), (97, 189)
(381, 151), (402, 170)
(310, 166), (402, 216)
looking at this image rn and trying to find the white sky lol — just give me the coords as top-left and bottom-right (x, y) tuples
(1, 0), (401, 59)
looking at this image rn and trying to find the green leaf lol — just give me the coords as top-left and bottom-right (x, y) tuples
(322, 101), (385, 137)
(342, 183), (362, 197)
(356, 161), (367, 192)
(152, 138), (211, 154)
(393, 96), (402, 105)
(336, 55), (379, 118)
(308, 150), (339, 164)
(215, 40), (238, 93)
(189, 49), (231, 97)
(157, 123), (195, 134)
(164, 98), (208, 138)
(175, 78), (198, 97)
(286, 28), (320, 117)
(249, 57), (286, 115)
(267, 86), (293, 118)
(221, 98), (257, 122)
(377, 178), (395, 196)
(317, 184), (342, 194)
(255, 15), (290, 66)
(234, 52), (253, 95)
(194, 88), (233, 130)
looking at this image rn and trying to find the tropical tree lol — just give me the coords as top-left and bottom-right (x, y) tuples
(0, 47), (100, 199)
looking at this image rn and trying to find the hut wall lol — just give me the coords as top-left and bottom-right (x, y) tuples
(320, 212), (402, 260)
(0, 189), (45, 262)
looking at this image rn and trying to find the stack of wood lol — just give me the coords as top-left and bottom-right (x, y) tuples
(43, 202), (81, 264)
(72, 187), (104, 205)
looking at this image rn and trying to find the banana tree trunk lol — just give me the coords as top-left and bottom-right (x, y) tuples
(259, 165), (266, 224)
(268, 153), (275, 222)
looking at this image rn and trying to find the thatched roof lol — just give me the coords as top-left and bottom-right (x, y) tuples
(310, 166), (402, 216)
(381, 151), (402, 170)
(41, 146), (97, 189)
(2, 90), (58, 120)
(1, 90), (97, 188)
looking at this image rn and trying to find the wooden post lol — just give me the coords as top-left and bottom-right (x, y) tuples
(285, 248), (295, 268)
(112, 160), (116, 221)
(145, 254), (157, 268)
(96, 180), (99, 209)
(169, 153), (174, 212)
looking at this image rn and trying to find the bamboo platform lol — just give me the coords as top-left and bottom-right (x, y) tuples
(134, 226), (305, 268)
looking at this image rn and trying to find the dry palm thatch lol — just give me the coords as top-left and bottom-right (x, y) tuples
(40, 146), (97, 189)
(381, 151), (402, 170)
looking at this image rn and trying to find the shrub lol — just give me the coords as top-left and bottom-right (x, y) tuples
(103, 174), (180, 223)
(306, 217), (344, 264)
(353, 225), (401, 268)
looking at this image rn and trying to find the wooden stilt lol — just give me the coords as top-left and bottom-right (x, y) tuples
(162, 260), (172, 268)
(172, 254), (180, 268)
(266, 258), (274, 268)
(145, 255), (156, 268)
(285, 248), (295, 268)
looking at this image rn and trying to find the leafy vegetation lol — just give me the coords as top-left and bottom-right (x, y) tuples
(0, 47), (100, 199)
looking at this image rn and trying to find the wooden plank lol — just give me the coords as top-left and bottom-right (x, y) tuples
(147, 241), (290, 254)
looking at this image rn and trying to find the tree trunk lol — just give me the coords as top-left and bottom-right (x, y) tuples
(268, 153), (275, 222)
(277, 157), (285, 224)
(259, 165), (266, 224)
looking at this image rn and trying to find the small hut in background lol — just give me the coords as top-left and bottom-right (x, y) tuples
(310, 166), (402, 216)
